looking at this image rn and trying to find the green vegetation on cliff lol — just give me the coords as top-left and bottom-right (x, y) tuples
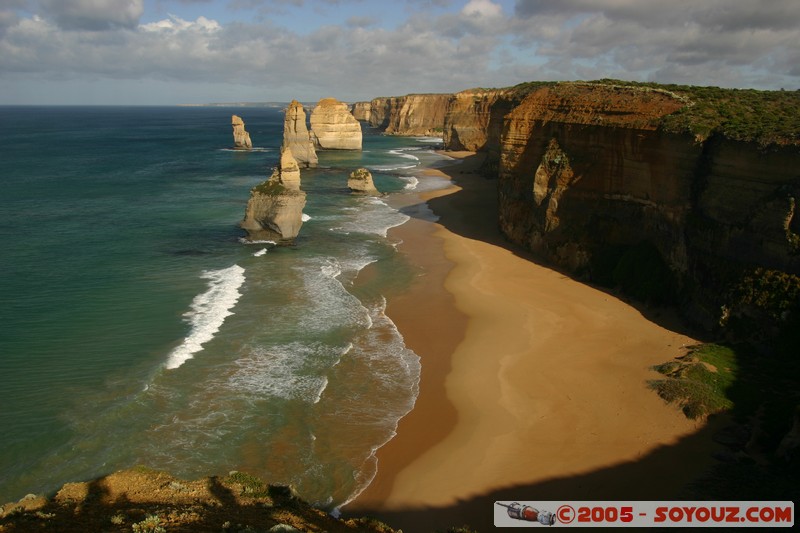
(470, 79), (800, 145)
(251, 178), (287, 196)
(592, 79), (800, 145)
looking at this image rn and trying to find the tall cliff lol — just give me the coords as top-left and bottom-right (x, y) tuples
(443, 88), (517, 151)
(354, 94), (451, 136)
(361, 81), (799, 336)
(354, 80), (800, 327)
(351, 101), (373, 123)
(492, 82), (800, 334)
(283, 100), (318, 168)
(443, 86), (538, 173)
(310, 98), (362, 150)
(240, 147), (306, 244)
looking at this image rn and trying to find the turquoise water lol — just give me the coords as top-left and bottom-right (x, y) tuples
(0, 106), (449, 509)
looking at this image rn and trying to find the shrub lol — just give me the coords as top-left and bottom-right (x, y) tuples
(132, 514), (166, 533)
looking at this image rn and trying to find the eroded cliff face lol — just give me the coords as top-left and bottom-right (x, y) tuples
(358, 97), (391, 130)
(495, 83), (800, 329)
(351, 101), (372, 123)
(310, 98), (362, 150)
(498, 84), (689, 267)
(443, 88), (517, 151)
(356, 82), (798, 331)
(442, 88), (531, 173)
(354, 94), (451, 135)
(385, 94), (450, 135)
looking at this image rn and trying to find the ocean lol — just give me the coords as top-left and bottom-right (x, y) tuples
(0, 105), (450, 510)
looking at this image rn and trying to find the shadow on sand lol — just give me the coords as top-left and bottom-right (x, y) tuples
(349, 420), (726, 532)
(355, 152), (797, 532)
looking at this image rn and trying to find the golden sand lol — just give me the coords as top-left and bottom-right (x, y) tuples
(348, 153), (718, 531)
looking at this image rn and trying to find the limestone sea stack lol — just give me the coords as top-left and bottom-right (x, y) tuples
(283, 100), (318, 168)
(240, 147), (306, 243)
(231, 115), (252, 149)
(348, 168), (380, 195)
(276, 146), (301, 190)
(310, 98), (363, 150)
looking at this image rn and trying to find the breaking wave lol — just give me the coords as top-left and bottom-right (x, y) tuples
(164, 265), (245, 370)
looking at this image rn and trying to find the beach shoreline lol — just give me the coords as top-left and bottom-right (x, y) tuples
(347, 151), (720, 531)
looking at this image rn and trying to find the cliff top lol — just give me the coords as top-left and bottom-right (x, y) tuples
(471, 79), (799, 146)
(508, 82), (686, 131)
(317, 97), (346, 107)
(0, 467), (397, 532)
(621, 80), (800, 146)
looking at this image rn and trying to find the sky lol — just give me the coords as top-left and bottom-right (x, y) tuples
(0, 0), (798, 104)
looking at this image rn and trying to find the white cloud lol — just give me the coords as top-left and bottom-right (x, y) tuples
(462, 0), (502, 17)
(510, 0), (800, 89)
(0, 0), (798, 103)
(140, 15), (221, 32)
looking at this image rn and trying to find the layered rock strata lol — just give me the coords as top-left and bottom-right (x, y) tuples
(361, 81), (799, 334)
(348, 168), (380, 195)
(354, 94), (451, 136)
(231, 115), (252, 149)
(283, 100), (318, 167)
(493, 83), (799, 330)
(497, 84), (689, 270)
(240, 147), (306, 243)
(310, 98), (362, 150)
(351, 101), (373, 123)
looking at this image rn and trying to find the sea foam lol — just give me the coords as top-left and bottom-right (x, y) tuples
(337, 197), (410, 237)
(400, 176), (419, 190)
(165, 264), (245, 370)
(226, 342), (343, 402)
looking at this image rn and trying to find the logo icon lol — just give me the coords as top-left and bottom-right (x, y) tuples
(496, 502), (556, 525)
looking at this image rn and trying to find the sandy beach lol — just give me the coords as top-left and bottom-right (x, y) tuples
(347, 152), (721, 532)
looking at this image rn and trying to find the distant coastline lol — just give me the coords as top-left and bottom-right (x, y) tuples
(177, 102), (287, 107)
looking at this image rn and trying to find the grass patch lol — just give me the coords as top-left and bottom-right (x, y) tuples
(251, 178), (286, 197)
(648, 344), (737, 419)
(225, 471), (271, 499)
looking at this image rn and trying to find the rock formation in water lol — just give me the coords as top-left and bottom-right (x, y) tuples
(276, 146), (301, 190)
(231, 115), (252, 149)
(240, 147), (306, 243)
(348, 168), (380, 195)
(310, 98), (362, 150)
(283, 100), (318, 167)
(354, 94), (451, 136)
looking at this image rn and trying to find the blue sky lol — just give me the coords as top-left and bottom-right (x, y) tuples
(1, 0), (798, 104)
